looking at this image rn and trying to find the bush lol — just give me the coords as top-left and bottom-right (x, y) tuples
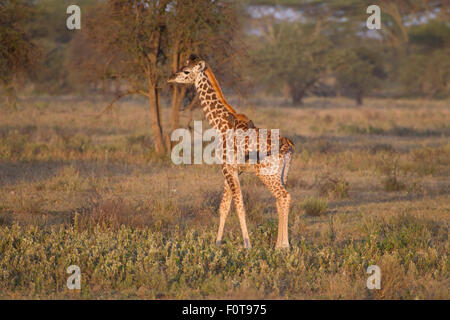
(301, 197), (328, 216)
(318, 176), (350, 199)
(383, 176), (406, 192)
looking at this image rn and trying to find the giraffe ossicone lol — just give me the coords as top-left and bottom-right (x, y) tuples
(168, 55), (294, 249)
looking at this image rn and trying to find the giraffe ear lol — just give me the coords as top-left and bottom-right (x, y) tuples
(188, 54), (201, 66)
(198, 61), (206, 72)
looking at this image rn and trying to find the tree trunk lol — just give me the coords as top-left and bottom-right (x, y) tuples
(148, 83), (165, 155)
(291, 88), (304, 106)
(355, 91), (363, 106)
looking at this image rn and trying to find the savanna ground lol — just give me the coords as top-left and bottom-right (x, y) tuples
(0, 96), (448, 299)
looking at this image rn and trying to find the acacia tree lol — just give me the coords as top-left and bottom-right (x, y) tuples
(71, 0), (241, 155)
(333, 46), (386, 105)
(399, 22), (450, 97)
(26, 0), (98, 94)
(85, 0), (170, 154)
(0, 0), (40, 109)
(252, 22), (331, 105)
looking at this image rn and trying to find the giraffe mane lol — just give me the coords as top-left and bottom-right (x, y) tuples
(204, 67), (239, 117)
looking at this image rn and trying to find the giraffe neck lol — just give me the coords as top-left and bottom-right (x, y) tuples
(195, 69), (235, 132)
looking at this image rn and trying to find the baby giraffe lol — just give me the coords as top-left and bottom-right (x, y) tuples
(168, 55), (294, 249)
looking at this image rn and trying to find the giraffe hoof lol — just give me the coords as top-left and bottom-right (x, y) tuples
(215, 240), (222, 247)
(244, 238), (252, 249)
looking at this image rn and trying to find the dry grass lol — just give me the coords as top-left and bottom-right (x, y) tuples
(0, 96), (449, 299)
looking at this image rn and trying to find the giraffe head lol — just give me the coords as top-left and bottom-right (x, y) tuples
(168, 54), (206, 84)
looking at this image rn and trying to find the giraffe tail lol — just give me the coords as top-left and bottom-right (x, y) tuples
(280, 137), (293, 188)
(280, 151), (292, 189)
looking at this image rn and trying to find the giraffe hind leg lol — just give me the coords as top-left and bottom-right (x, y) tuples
(257, 169), (291, 249)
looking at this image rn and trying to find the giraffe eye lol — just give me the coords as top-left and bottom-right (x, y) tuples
(183, 71), (190, 75)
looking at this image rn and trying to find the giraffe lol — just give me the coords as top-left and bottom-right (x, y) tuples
(168, 54), (294, 249)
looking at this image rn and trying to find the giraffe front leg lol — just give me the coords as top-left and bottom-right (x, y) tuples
(222, 164), (251, 249)
(216, 181), (232, 246)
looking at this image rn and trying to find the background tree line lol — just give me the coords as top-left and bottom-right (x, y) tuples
(1, 0), (449, 153)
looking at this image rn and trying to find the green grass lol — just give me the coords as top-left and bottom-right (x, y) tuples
(0, 213), (447, 299)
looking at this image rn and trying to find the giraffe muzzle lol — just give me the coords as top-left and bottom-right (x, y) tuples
(167, 73), (177, 83)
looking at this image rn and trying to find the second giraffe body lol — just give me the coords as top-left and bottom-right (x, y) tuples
(168, 55), (293, 249)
